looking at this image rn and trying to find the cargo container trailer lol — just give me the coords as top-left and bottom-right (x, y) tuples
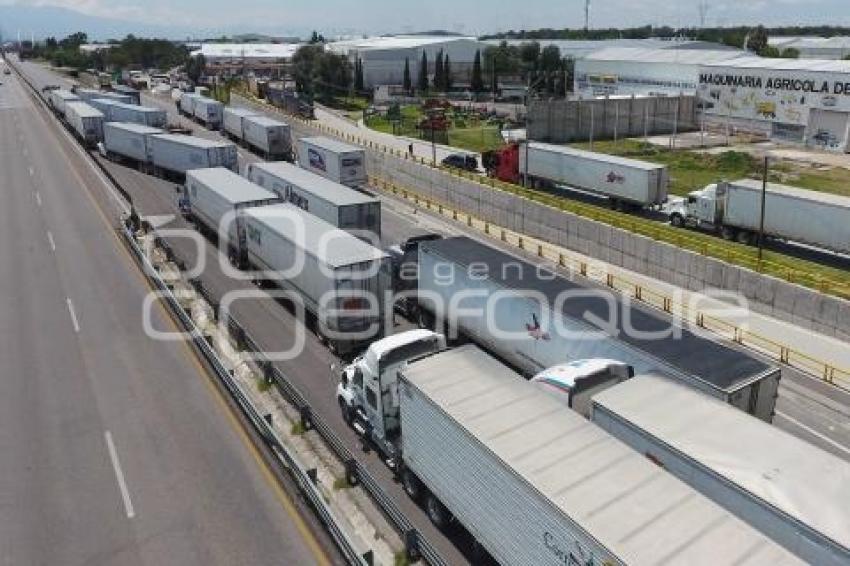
(296, 136), (367, 187)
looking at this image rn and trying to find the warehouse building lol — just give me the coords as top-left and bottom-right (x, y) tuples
(328, 35), (486, 89)
(574, 47), (748, 97)
(698, 57), (850, 152)
(486, 37), (735, 61)
(769, 36), (850, 60)
(190, 43), (300, 78)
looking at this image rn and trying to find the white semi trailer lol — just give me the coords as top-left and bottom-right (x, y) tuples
(519, 141), (669, 209)
(64, 101), (104, 146)
(413, 236), (781, 421)
(241, 204), (390, 353)
(222, 106), (257, 141)
(48, 89), (80, 117)
(591, 375), (850, 566)
(148, 134), (238, 177)
(339, 341), (802, 566)
(669, 179), (850, 253)
(245, 161), (381, 239)
(192, 96), (224, 130)
(242, 115), (292, 160)
(102, 123), (164, 164)
(297, 136), (367, 187)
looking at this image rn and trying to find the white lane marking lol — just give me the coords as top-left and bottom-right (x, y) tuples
(35, 191), (42, 206)
(105, 431), (136, 519)
(66, 298), (80, 333)
(47, 230), (56, 252)
(29, 166), (34, 176)
(776, 411), (850, 457)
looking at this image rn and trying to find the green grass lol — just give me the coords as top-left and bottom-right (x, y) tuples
(448, 126), (505, 153)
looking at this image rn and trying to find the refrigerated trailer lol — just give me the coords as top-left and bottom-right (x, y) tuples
(245, 161), (381, 239)
(64, 101), (104, 146)
(518, 141), (669, 209)
(183, 168), (280, 263)
(102, 122), (163, 164)
(241, 204), (390, 353)
(148, 134), (238, 177)
(297, 136), (367, 187)
(670, 179), (850, 253)
(393, 345), (801, 566)
(242, 114), (291, 160)
(222, 106), (257, 141)
(73, 88), (132, 105)
(414, 236), (781, 421)
(104, 102), (167, 128)
(192, 96), (224, 129)
(48, 89), (80, 117)
(591, 375), (850, 566)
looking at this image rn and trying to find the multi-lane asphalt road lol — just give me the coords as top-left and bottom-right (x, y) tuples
(8, 57), (850, 566)
(0, 60), (337, 565)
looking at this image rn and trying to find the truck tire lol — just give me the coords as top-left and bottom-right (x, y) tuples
(721, 226), (736, 241)
(736, 230), (753, 245)
(401, 468), (423, 502)
(426, 493), (452, 531)
(670, 213), (685, 228)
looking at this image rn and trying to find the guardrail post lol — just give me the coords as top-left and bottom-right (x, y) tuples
(663, 297), (672, 313)
(501, 229), (506, 242)
(696, 313), (705, 328)
(518, 237), (524, 250)
(780, 347), (789, 364)
(580, 262), (587, 276)
(606, 274), (614, 288)
(484, 222), (490, 234)
(538, 244), (544, 258)
(467, 215), (473, 227)
(452, 210), (458, 221)
(635, 286), (642, 301)
(824, 366), (835, 384)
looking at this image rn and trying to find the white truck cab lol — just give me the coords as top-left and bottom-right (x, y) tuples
(531, 359), (633, 418)
(669, 183), (725, 229)
(337, 329), (446, 465)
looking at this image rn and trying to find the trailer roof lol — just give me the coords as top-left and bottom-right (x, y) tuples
(54, 89), (79, 101)
(528, 141), (665, 171)
(402, 346), (802, 565)
(250, 162), (378, 206)
(224, 106), (259, 118)
(152, 133), (234, 149)
(194, 97), (223, 107)
(592, 375), (850, 551)
(105, 101), (165, 114)
(65, 101), (104, 118)
(104, 122), (163, 135)
(731, 179), (850, 209)
(300, 136), (363, 155)
(187, 168), (278, 205)
(244, 204), (387, 268)
(245, 114), (289, 128)
(421, 237), (774, 392)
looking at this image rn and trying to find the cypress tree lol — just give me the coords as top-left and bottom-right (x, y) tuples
(403, 57), (411, 93)
(418, 51), (429, 93)
(471, 49), (484, 94)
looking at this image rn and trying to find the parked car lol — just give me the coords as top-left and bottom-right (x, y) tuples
(441, 152), (478, 171)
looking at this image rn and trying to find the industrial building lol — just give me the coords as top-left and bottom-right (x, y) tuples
(486, 37), (736, 61)
(698, 56), (850, 152)
(190, 43), (300, 78)
(769, 36), (850, 60)
(574, 47), (748, 97)
(328, 35), (486, 89)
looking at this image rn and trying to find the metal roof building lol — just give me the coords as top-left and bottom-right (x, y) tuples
(486, 37), (738, 60)
(769, 36), (850, 60)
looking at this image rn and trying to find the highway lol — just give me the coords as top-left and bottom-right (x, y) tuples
(11, 58), (850, 565)
(0, 59), (338, 565)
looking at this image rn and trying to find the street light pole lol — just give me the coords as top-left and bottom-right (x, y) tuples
(757, 156), (768, 262)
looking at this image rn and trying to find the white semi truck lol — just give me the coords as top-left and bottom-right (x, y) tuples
(411, 236), (781, 421)
(590, 374), (850, 566)
(519, 141), (669, 209)
(64, 101), (104, 147)
(669, 179), (850, 254)
(337, 341), (802, 565)
(297, 136), (367, 188)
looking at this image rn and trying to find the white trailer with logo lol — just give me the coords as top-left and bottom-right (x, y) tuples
(391, 345), (801, 566)
(519, 141), (669, 209)
(246, 161), (381, 239)
(241, 204), (390, 353)
(414, 236), (781, 421)
(297, 136), (367, 187)
(591, 375), (850, 566)
(64, 101), (104, 146)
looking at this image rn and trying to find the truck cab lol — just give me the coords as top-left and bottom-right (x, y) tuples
(531, 359), (633, 418)
(337, 330), (446, 465)
(669, 182), (726, 230)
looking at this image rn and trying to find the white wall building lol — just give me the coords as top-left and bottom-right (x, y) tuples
(486, 37), (736, 61)
(698, 57), (850, 152)
(574, 47), (748, 97)
(190, 43), (300, 78)
(769, 36), (850, 60)
(328, 35), (486, 88)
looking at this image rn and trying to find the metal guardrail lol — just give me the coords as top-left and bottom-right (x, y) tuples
(121, 225), (367, 565)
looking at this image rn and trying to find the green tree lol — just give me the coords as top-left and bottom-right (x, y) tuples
(309, 30), (325, 44)
(418, 50), (428, 93)
(434, 49), (444, 91)
(780, 47), (800, 58)
(471, 49), (484, 94)
(186, 53), (206, 83)
(354, 57), (364, 91)
(403, 57), (411, 93)
(747, 25), (769, 55)
(444, 54), (453, 91)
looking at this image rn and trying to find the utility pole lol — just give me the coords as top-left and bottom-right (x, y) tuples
(584, 0), (591, 32)
(757, 156), (769, 262)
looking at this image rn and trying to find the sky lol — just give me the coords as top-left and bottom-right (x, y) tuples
(2, 0), (849, 37)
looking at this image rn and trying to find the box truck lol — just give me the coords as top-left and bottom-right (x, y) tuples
(245, 161), (381, 239)
(297, 136), (367, 187)
(669, 179), (850, 253)
(64, 101), (104, 146)
(517, 141), (669, 209)
(222, 106), (257, 141)
(411, 236), (781, 421)
(183, 168), (280, 264)
(242, 115), (291, 160)
(149, 134), (237, 177)
(192, 97), (224, 129)
(241, 204), (390, 353)
(591, 375), (850, 566)
(102, 123), (164, 164)
(340, 342), (801, 566)
(48, 89), (80, 117)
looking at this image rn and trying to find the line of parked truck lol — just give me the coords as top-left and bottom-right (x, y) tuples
(33, 70), (848, 565)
